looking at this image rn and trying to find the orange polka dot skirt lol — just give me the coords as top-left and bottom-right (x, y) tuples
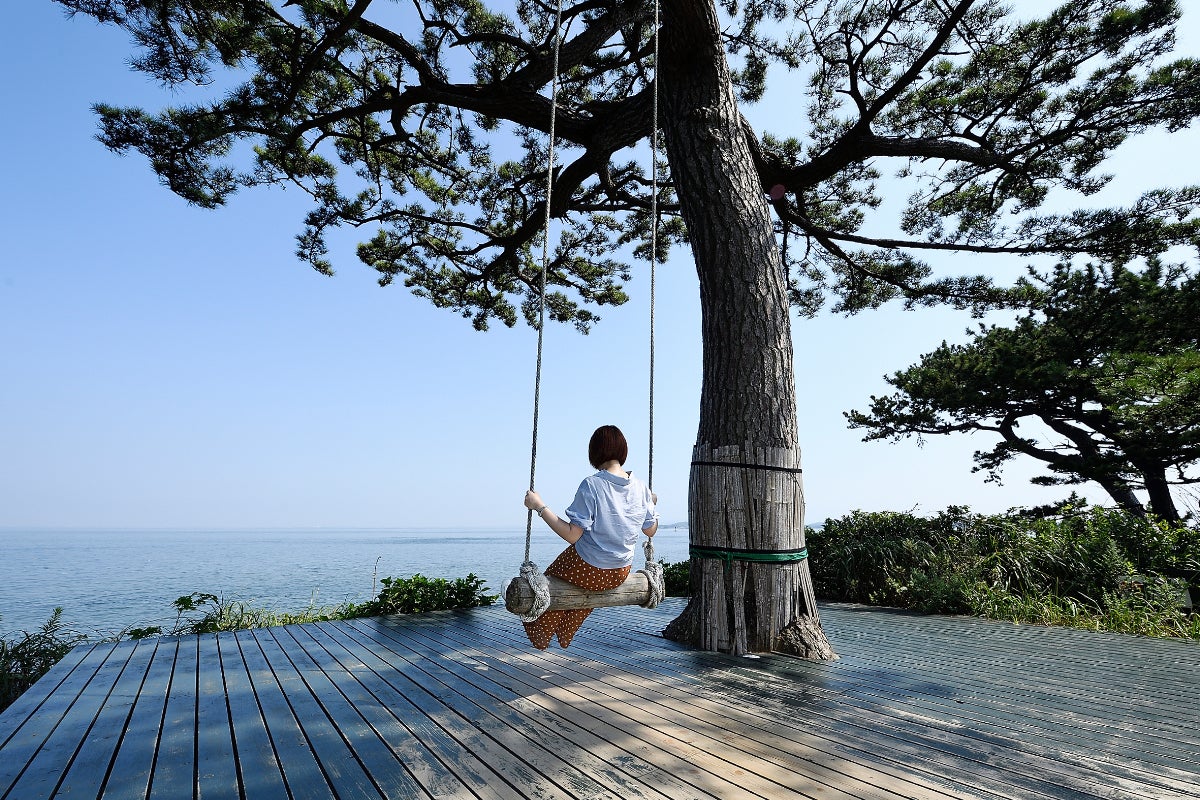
(522, 544), (631, 650)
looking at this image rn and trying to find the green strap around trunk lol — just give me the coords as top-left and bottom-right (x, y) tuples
(688, 545), (809, 568)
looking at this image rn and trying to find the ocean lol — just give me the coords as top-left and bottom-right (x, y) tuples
(0, 526), (691, 638)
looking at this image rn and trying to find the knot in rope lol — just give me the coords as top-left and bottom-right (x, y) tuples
(637, 538), (666, 609)
(517, 560), (552, 622)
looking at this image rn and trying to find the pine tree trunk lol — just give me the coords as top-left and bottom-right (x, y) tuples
(1141, 468), (1180, 523)
(657, 0), (835, 659)
(1092, 472), (1146, 519)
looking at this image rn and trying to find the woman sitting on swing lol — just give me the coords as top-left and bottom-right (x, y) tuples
(522, 424), (659, 649)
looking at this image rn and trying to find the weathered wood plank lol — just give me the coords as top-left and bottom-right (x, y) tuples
(428, 616), (992, 800)
(375, 624), (692, 800)
(296, 622), (479, 800)
(831, 609), (1200, 710)
(192, 633), (239, 800)
(0, 641), (99, 748)
(816, 608), (1200, 756)
(344, 617), (672, 800)
(53, 639), (160, 799)
(830, 640), (1200, 770)
(216, 630), (289, 800)
(148, 635), (199, 799)
(340, 617), (581, 800)
(392, 615), (842, 800)
(398, 617), (926, 800)
(248, 627), (381, 800)
(234, 627), (336, 800)
(849, 644), (1200, 735)
(3, 640), (140, 800)
(431, 611), (1028, 800)
(310, 620), (526, 800)
(100, 637), (177, 800)
(3, 598), (1198, 800)
(603, 603), (1200, 799)
(267, 624), (431, 800)
(336, 624), (622, 800)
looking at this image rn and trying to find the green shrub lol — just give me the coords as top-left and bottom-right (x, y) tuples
(1, 609), (88, 714)
(349, 573), (498, 616)
(908, 571), (975, 615)
(1098, 508), (1200, 583)
(807, 508), (964, 605)
(809, 504), (1198, 640)
(660, 559), (691, 596)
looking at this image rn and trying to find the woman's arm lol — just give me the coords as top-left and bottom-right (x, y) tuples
(643, 490), (659, 537)
(524, 490), (583, 544)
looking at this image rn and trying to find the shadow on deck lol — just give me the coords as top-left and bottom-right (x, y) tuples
(1, 598), (1197, 799)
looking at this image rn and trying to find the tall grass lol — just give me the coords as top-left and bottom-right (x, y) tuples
(124, 574), (499, 639)
(0, 609), (87, 714)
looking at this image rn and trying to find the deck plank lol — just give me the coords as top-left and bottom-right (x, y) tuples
(831, 612), (1200, 733)
(3, 641), (140, 800)
(333, 618), (571, 800)
(2, 599), (1198, 800)
(217, 630), (290, 800)
(340, 618), (681, 800)
(193, 633), (239, 800)
(100, 638), (177, 800)
(264, 625), (430, 800)
(147, 635), (199, 800)
(424, 610), (1041, 800)
(580, 626), (1185, 799)
(291, 623), (472, 800)
(394, 616), (930, 800)
(234, 627), (336, 800)
(307, 621), (524, 800)
(410, 614), (1022, 800)
(347, 622), (687, 800)
(0, 642), (99, 748)
(823, 631), (1200, 777)
(414, 615), (993, 800)
(53, 640), (160, 800)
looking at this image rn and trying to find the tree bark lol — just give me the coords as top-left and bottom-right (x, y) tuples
(1097, 478), (1148, 520)
(657, 0), (835, 659)
(1140, 467), (1181, 523)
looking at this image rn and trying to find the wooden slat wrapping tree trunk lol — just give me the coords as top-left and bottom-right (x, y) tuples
(686, 446), (823, 655)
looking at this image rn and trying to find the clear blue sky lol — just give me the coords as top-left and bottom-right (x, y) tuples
(2, 2), (1196, 530)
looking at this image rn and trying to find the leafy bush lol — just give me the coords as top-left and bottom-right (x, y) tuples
(908, 571), (975, 615)
(1, 609), (88, 714)
(349, 574), (497, 616)
(808, 505), (1199, 639)
(1097, 508), (1200, 582)
(660, 559), (691, 596)
(807, 508), (965, 605)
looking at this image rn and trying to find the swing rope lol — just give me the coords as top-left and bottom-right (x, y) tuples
(517, 0), (664, 620)
(517, 0), (565, 623)
(638, 0), (665, 610)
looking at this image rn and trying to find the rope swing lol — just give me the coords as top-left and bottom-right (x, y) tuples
(507, 0), (664, 621)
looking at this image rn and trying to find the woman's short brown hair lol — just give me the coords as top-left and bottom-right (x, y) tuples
(588, 425), (628, 468)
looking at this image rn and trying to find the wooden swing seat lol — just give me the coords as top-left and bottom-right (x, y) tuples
(504, 572), (653, 616)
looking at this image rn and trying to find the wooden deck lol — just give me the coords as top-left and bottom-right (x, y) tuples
(1, 598), (1198, 800)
